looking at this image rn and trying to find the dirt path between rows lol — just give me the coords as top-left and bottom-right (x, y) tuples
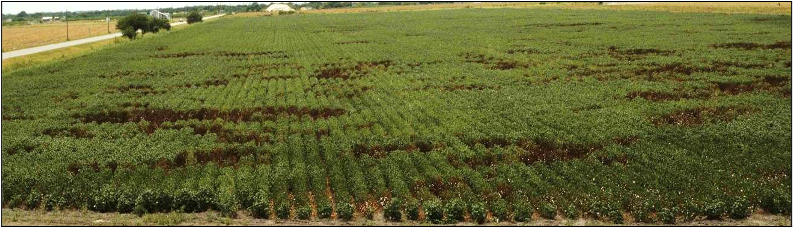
(2, 209), (790, 226)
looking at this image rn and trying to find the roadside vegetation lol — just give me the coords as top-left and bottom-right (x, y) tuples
(186, 11), (203, 24)
(116, 14), (170, 39)
(2, 6), (791, 226)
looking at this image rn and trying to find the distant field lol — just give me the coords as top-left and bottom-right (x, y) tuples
(301, 2), (791, 15)
(2, 8), (791, 225)
(1, 20), (118, 52)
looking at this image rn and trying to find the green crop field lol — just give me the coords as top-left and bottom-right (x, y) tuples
(2, 8), (791, 224)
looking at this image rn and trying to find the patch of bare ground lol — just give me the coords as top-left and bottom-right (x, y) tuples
(650, 106), (756, 126)
(217, 51), (288, 58)
(461, 53), (530, 70)
(334, 40), (371, 45)
(181, 79), (229, 88)
(523, 22), (603, 28)
(41, 127), (94, 138)
(423, 84), (499, 91)
(313, 60), (393, 80)
(98, 70), (184, 78)
(461, 137), (639, 167)
(152, 52), (207, 58)
(108, 84), (163, 95)
(625, 90), (709, 101)
(352, 141), (439, 158)
(2, 208), (790, 226)
(506, 48), (543, 55)
(710, 41), (791, 50)
(607, 46), (674, 60)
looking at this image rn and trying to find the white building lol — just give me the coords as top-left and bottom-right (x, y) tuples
(41, 16), (53, 22)
(149, 10), (171, 20)
(266, 3), (295, 12)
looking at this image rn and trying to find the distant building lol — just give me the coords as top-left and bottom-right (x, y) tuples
(266, 3), (295, 12)
(4, 19), (12, 22)
(300, 7), (313, 11)
(149, 10), (171, 20)
(41, 16), (53, 22)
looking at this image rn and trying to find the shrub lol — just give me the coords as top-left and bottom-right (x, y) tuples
(186, 11), (203, 24)
(728, 197), (751, 220)
(760, 188), (791, 215)
(8, 195), (22, 209)
(364, 205), (375, 220)
(563, 203), (579, 219)
(490, 199), (510, 222)
(424, 199), (444, 224)
(703, 199), (725, 220)
(630, 200), (653, 223)
(25, 190), (42, 209)
(276, 202), (291, 219)
(658, 207), (676, 224)
(384, 197), (403, 222)
(90, 188), (117, 212)
(317, 200), (332, 219)
(249, 191), (271, 219)
(406, 200), (420, 221)
(513, 201), (533, 222)
(608, 210), (624, 224)
(116, 190), (136, 213)
(679, 201), (700, 222)
(539, 203), (557, 220)
(444, 198), (465, 223)
(297, 205), (312, 220)
(470, 202), (487, 224)
(337, 203), (354, 221)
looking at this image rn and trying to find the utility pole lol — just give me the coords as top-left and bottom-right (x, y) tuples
(107, 9), (110, 34)
(65, 9), (69, 41)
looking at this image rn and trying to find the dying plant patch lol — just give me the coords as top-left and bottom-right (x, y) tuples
(98, 70), (183, 78)
(334, 40), (371, 45)
(650, 106), (756, 126)
(153, 52), (207, 58)
(524, 22), (603, 28)
(182, 79), (229, 88)
(42, 127), (94, 138)
(506, 48), (543, 55)
(625, 90), (708, 101)
(217, 51), (288, 59)
(710, 41), (791, 50)
(75, 106), (347, 126)
(109, 84), (162, 95)
(607, 46), (674, 60)
(461, 53), (529, 70)
(157, 123), (268, 144)
(313, 60), (393, 80)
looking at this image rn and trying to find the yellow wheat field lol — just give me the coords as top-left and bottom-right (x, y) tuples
(2, 20), (119, 52)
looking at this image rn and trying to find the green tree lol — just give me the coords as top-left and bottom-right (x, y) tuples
(147, 18), (171, 33)
(116, 13), (148, 39)
(116, 14), (170, 39)
(186, 11), (202, 24)
(16, 11), (27, 18)
(247, 3), (262, 12)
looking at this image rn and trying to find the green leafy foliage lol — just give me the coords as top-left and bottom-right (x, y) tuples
(337, 203), (354, 221)
(384, 197), (403, 222)
(186, 11), (202, 24)
(423, 199), (443, 224)
(470, 202), (487, 224)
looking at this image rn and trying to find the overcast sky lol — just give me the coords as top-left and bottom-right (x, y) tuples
(2, 2), (266, 15)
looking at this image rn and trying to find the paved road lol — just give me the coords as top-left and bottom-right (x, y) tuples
(2, 14), (225, 60)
